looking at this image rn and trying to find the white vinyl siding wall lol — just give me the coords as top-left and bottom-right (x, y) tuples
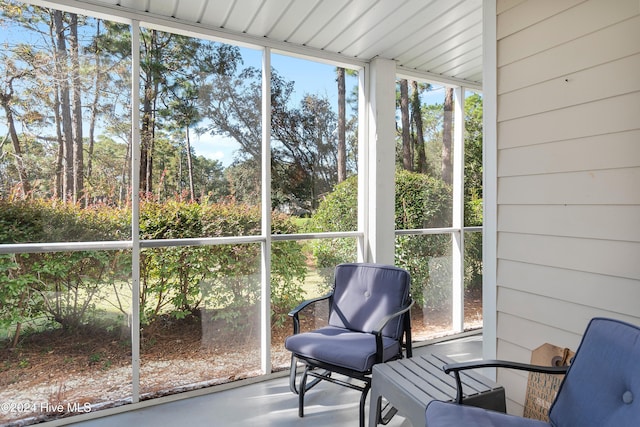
(494, 0), (640, 414)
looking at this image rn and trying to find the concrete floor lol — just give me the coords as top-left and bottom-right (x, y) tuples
(67, 334), (483, 427)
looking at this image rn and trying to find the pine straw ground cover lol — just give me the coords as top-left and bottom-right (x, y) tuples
(0, 290), (481, 426)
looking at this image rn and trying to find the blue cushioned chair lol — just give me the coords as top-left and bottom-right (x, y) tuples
(285, 263), (413, 427)
(425, 317), (640, 426)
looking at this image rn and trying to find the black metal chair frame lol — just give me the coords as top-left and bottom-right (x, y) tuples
(288, 290), (414, 427)
(444, 360), (569, 405)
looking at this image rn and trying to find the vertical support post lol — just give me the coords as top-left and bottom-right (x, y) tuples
(365, 58), (397, 265)
(482, 0), (499, 364)
(130, 19), (141, 403)
(452, 86), (465, 332)
(261, 47), (272, 375)
(357, 66), (368, 262)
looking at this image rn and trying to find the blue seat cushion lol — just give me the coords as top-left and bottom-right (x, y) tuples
(425, 401), (550, 427)
(284, 325), (401, 372)
(330, 263), (410, 340)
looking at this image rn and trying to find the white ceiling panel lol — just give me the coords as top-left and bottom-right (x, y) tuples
(292, 0), (373, 49)
(61, 0), (483, 86)
(244, 0), (293, 37)
(149, 1), (178, 19)
(401, 18), (482, 69)
(321, 1), (408, 53)
(222, 0), (265, 32)
(415, 28), (483, 72)
(284, 0), (350, 46)
(172, 0), (209, 24)
(263, 0), (322, 41)
(342, 0), (440, 59)
(197, 0), (232, 28)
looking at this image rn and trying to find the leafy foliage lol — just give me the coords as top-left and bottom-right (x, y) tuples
(308, 171), (453, 306)
(0, 199), (307, 343)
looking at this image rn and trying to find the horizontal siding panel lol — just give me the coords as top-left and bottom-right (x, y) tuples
(498, 0), (638, 66)
(497, 312), (582, 352)
(495, 339), (531, 415)
(497, 233), (640, 280)
(498, 368), (528, 415)
(498, 54), (640, 122)
(497, 0), (527, 15)
(496, 0), (582, 40)
(498, 260), (640, 319)
(498, 287), (638, 334)
(498, 15), (640, 94)
(495, 0), (640, 413)
(498, 168), (640, 205)
(496, 339), (531, 364)
(498, 92), (640, 149)
(498, 204), (640, 242)
(498, 130), (640, 176)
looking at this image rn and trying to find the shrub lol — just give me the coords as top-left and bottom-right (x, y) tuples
(305, 176), (358, 289)
(0, 199), (129, 343)
(0, 198), (307, 341)
(308, 171), (453, 307)
(138, 200), (307, 329)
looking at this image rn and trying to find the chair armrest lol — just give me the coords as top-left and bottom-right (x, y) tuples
(288, 291), (333, 334)
(372, 298), (414, 363)
(444, 359), (569, 375)
(372, 299), (414, 335)
(444, 359), (568, 404)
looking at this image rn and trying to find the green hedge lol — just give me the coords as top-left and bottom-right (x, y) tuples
(0, 199), (306, 343)
(307, 171), (456, 307)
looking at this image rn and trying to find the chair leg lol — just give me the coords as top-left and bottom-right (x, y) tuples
(289, 355), (299, 394)
(299, 366), (309, 418)
(359, 382), (371, 427)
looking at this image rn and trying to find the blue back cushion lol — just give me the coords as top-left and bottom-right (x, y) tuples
(328, 263), (410, 339)
(549, 317), (640, 426)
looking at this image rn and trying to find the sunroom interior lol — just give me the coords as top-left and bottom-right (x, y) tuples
(0, 0), (638, 426)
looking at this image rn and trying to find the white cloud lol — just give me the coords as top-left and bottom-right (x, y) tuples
(192, 133), (239, 166)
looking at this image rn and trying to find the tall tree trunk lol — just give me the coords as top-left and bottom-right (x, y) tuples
(87, 20), (103, 194)
(185, 126), (195, 202)
(442, 87), (453, 185)
(53, 10), (74, 201)
(141, 89), (152, 195)
(70, 13), (84, 205)
(336, 67), (346, 182)
(140, 29), (159, 195)
(120, 134), (131, 205)
(411, 81), (427, 174)
(0, 83), (30, 196)
(399, 79), (412, 171)
(53, 84), (64, 199)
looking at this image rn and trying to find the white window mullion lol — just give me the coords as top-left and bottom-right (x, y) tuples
(130, 19), (141, 403)
(357, 65), (368, 262)
(452, 86), (465, 332)
(260, 47), (272, 375)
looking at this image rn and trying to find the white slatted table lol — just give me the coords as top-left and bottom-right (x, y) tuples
(368, 353), (506, 427)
